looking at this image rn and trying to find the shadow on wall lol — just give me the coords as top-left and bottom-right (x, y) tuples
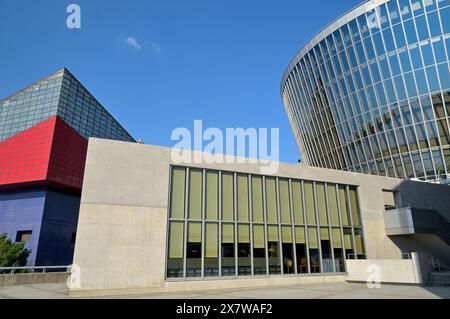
(385, 180), (450, 281)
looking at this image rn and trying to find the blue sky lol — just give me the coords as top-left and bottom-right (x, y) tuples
(0, 0), (362, 163)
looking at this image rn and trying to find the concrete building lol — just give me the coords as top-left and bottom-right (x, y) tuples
(281, 0), (450, 181)
(70, 139), (450, 297)
(0, 69), (134, 266)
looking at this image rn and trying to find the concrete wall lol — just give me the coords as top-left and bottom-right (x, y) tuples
(0, 272), (69, 288)
(71, 139), (445, 296)
(346, 258), (422, 285)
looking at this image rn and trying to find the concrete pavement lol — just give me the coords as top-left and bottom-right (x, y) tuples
(0, 282), (449, 299)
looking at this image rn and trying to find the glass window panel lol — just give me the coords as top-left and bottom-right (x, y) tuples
(349, 190), (359, 226)
(308, 227), (321, 273)
(426, 66), (441, 92)
(251, 176), (264, 222)
(343, 228), (354, 257)
(404, 19), (418, 44)
(187, 222), (202, 277)
(370, 60), (382, 83)
(425, 0), (437, 11)
(320, 227), (333, 273)
(394, 76), (406, 101)
(427, 11), (442, 37)
(347, 46), (358, 68)
(237, 174), (249, 222)
(410, 44), (423, 69)
(339, 186), (350, 226)
(433, 93), (446, 118)
(412, 152), (425, 177)
(421, 95), (435, 121)
(354, 229), (365, 256)
(206, 171), (218, 220)
(222, 223), (234, 243)
(379, 55), (391, 79)
(415, 69), (429, 95)
(295, 227), (306, 244)
(399, 0), (413, 20)
(279, 179), (291, 224)
(307, 227), (318, 249)
(446, 36), (450, 61)
(432, 38), (446, 63)
(379, 3), (390, 29)
(358, 14), (370, 38)
(341, 24), (352, 47)
(373, 32), (386, 55)
(441, 7), (450, 34)
(421, 41), (435, 67)
(363, 37), (376, 60)
(253, 225), (265, 249)
(437, 63), (450, 90)
(265, 177), (278, 223)
(327, 185), (340, 226)
(238, 224), (250, 243)
(304, 181), (316, 224)
(416, 15), (430, 42)
(316, 183), (328, 225)
(188, 169), (202, 220)
(168, 222), (184, 259)
(388, 0), (401, 25)
(188, 222), (202, 242)
(349, 19), (361, 43)
(205, 223), (218, 258)
(267, 226), (280, 274)
(332, 228), (342, 249)
(405, 72), (418, 97)
(356, 41), (367, 64)
(282, 226), (293, 243)
(383, 28), (396, 52)
(433, 149), (445, 177)
(253, 225), (266, 275)
(167, 221), (184, 278)
(222, 172), (234, 221)
(292, 181), (304, 224)
(393, 24), (407, 48)
(170, 167), (186, 219)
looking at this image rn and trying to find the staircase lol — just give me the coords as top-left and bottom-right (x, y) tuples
(428, 271), (450, 287)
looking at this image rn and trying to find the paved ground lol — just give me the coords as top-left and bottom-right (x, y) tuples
(0, 282), (450, 299)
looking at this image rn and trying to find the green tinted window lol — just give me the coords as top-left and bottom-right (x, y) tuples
(266, 178), (278, 223)
(170, 167), (186, 219)
(252, 176), (264, 222)
(188, 169), (202, 220)
(222, 173), (234, 221)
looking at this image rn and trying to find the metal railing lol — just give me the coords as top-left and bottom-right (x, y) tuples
(0, 265), (71, 274)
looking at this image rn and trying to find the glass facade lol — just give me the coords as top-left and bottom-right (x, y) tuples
(166, 166), (365, 279)
(281, 0), (450, 181)
(0, 68), (134, 142)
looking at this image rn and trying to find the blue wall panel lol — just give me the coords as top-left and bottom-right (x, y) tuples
(0, 188), (47, 265)
(0, 187), (81, 266)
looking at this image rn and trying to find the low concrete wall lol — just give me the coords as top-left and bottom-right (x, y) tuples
(70, 274), (346, 298)
(0, 272), (70, 288)
(346, 259), (422, 285)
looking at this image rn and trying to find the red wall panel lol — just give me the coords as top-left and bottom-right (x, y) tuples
(0, 116), (88, 191)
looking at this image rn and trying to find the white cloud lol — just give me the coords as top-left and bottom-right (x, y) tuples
(125, 36), (142, 50)
(151, 42), (162, 54)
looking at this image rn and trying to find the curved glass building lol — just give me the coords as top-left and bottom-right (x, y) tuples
(281, 0), (450, 181)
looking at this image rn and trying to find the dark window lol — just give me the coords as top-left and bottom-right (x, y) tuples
(71, 233), (76, 245)
(16, 230), (32, 243)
